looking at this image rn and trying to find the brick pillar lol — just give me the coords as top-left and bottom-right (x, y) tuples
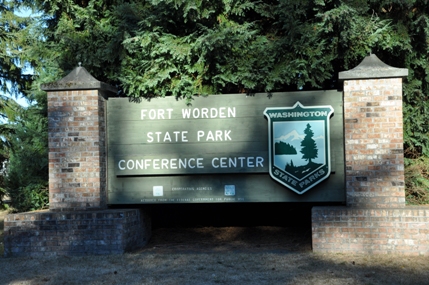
(343, 77), (406, 208)
(339, 55), (408, 208)
(311, 55), (429, 256)
(41, 66), (117, 211)
(3, 66), (152, 257)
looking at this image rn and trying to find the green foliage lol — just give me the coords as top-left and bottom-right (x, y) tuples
(0, 186), (7, 210)
(0, 151), (8, 210)
(0, 98), (48, 213)
(405, 157), (429, 205)
(0, 0), (428, 208)
(0, 1), (33, 97)
(5, 183), (48, 212)
(23, 0), (425, 106)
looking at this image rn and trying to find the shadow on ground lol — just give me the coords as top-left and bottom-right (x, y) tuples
(1, 208), (429, 285)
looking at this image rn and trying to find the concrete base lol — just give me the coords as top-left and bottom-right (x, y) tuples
(3, 209), (151, 257)
(312, 206), (429, 255)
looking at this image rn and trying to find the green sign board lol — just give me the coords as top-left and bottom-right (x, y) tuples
(107, 91), (345, 204)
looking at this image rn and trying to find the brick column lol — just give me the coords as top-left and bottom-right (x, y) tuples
(3, 66), (151, 257)
(312, 55), (429, 256)
(41, 66), (117, 211)
(343, 77), (406, 208)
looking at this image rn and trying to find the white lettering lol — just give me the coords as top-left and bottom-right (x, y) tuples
(224, 130), (231, 140)
(192, 108), (200, 118)
(229, 157), (236, 167)
(215, 130), (222, 141)
(207, 131), (214, 141)
(179, 158), (186, 168)
(197, 130), (204, 141)
(212, 158), (219, 168)
(136, 160), (144, 169)
(153, 159), (160, 169)
(182, 107), (236, 119)
(149, 109), (156, 119)
(238, 157), (245, 166)
(210, 108), (218, 118)
(182, 108), (191, 118)
(247, 156), (254, 167)
(188, 158), (196, 168)
(210, 156), (264, 169)
(170, 158), (177, 169)
(141, 109), (147, 120)
(197, 158), (204, 168)
(196, 130), (232, 141)
(118, 156), (264, 172)
(182, 131), (188, 142)
(147, 132), (153, 143)
(163, 132), (171, 142)
(228, 107), (236, 117)
(219, 107), (226, 118)
(144, 159), (151, 168)
(220, 157), (227, 168)
(162, 159), (169, 169)
(256, 157), (264, 167)
(141, 109), (173, 120)
(269, 110), (328, 119)
(127, 160), (134, 170)
(147, 131), (188, 143)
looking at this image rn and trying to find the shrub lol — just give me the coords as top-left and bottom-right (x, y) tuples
(405, 157), (429, 205)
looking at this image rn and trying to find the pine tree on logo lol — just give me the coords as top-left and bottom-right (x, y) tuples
(300, 123), (318, 164)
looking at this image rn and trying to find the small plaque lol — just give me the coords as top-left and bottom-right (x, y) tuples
(224, 185), (235, 196)
(153, 186), (163, 196)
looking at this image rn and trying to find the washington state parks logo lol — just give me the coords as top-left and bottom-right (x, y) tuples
(264, 102), (334, 194)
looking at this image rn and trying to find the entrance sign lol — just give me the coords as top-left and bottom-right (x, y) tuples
(264, 102), (334, 194)
(107, 91), (345, 204)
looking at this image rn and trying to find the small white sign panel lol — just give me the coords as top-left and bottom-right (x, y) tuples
(224, 185), (235, 196)
(153, 186), (164, 196)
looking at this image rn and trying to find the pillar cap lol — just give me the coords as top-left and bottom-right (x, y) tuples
(41, 65), (117, 95)
(339, 54), (408, 81)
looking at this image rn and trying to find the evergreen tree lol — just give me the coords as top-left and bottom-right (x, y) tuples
(300, 124), (318, 164)
(0, 95), (48, 212)
(1, 0), (429, 207)
(0, 1), (32, 97)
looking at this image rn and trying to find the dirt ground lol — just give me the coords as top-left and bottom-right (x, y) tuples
(1, 210), (429, 285)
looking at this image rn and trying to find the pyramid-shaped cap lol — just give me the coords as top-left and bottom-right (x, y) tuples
(41, 65), (117, 95)
(339, 54), (408, 81)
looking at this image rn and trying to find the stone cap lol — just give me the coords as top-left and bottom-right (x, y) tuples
(41, 65), (117, 95)
(339, 54), (408, 81)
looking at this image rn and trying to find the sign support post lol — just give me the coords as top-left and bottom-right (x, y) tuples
(312, 54), (429, 255)
(3, 66), (151, 257)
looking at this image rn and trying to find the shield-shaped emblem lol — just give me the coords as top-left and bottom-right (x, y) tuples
(264, 102), (334, 194)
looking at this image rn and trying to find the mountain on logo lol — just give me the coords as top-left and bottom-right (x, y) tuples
(275, 130), (304, 143)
